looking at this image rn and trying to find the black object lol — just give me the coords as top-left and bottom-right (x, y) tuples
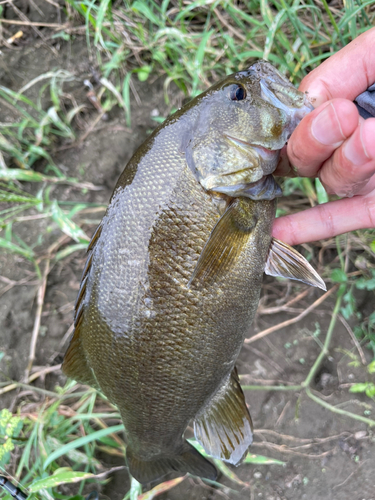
(0, 476), (27, 500)
(85, 492), (100, 500)
(354, 83), (375, 119)
(0, 475), (99, 500)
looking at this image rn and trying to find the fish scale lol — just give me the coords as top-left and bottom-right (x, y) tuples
(81, 153), (271, 453)
(63, 61), (325, 485)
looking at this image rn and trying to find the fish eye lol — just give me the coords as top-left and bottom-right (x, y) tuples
(229, 84), (246, 101)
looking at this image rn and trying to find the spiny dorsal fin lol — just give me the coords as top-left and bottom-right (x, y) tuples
(73, 223), (102, 327)
(87, 222), (102, 252)
(194, 368), (253, 465)
(265, 238), (326, 290)
(189, 199), (257, 287)
(62, 224), (102, 388)
(74, 274), (88, 314)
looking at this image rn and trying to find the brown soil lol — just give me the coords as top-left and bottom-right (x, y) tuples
(0, 3), (374, 500)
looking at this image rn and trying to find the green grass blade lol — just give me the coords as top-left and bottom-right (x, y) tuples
(138, 477), (185, 500)
(315, 178), (329, 204)
(43, 424), (124, 469)
(51, 200), (89, 243)
(29, 468), (95, 492)
(130, 477), (142, 500)
(46, 436), (101, 467)
(132, 1), (164, 28)
(0, 169), (55, 182)
(94, 0), (112, 45)
(244, 453), (286, 465)
(0, 237), (34, 260)
(264, 10), (287, 60)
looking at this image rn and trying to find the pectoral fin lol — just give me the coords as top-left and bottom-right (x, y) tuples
(265, 238), (326, 290)
(189, 199), (256, 287)
(194, 368), (253, 465)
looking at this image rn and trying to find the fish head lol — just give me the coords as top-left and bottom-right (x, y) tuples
(184, 60), (313, 196)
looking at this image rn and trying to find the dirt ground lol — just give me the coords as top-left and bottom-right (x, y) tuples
(1, 4), (375, 500)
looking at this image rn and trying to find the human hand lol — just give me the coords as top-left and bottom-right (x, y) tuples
(272, 27), (375, 246)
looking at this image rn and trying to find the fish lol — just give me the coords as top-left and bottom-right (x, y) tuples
(62, 60), (326, 484)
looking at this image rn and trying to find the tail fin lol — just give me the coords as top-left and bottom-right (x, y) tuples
(126, 441), (217, 484)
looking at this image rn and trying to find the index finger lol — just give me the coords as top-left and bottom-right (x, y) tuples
(300, 27), (375, 107)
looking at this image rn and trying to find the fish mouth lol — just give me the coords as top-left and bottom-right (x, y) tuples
(212, 174), (283, 200)
(195, 134), (271, 192)
(224, 133), (280, 178)
(203, 133), (273, 188)
(224, 134), (278, 161)
(199, 134), (281, 195)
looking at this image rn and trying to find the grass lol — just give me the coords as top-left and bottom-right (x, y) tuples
(0, 0), (375, 499)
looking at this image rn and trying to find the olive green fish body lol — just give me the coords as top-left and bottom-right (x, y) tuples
(81, 122), (273, 450)
(63, 61), (321, 483)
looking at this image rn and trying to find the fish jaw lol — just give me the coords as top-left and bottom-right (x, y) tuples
(223, 134), (281, 176)
(195, 135), (281, 193)
(259, 75), (313, 141)
(212, 174), (283, 200)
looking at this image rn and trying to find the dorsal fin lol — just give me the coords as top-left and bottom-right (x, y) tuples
(73, 222), (102, 325)
(81, 251), (93, 282)
(87, 223), (102, 252)
(194, 368), (253, 465)
(74, 274), (88, 313)
(62, 224), (102, 388)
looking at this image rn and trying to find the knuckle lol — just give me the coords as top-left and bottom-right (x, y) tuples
(284, 215), (300, 246)
(288, 134), (309, 169)
(364, 195), (375, 228)
(319, 203), (335, 238)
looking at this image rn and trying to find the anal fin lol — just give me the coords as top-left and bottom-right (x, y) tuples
(194, 368), (253, 465)
(265, 238), (326, 290)
(126, 440), (217, 484)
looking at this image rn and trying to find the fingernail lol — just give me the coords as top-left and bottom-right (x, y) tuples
(311, 103), (345, 146)
(344, 122), (370, 166)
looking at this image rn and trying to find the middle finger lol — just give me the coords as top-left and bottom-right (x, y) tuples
(319, 117), (375, 197)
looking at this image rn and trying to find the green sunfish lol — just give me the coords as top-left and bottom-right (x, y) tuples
(63, 61), (325, 484)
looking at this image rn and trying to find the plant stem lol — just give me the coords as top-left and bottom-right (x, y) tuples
(302, 290), (343, 388)
(306, 387), (375, 427)
(244, 286), (375, 429)
(242, 385), (302, 391)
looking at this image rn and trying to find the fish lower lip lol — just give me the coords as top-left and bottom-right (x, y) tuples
(224, 134), (253, 149)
